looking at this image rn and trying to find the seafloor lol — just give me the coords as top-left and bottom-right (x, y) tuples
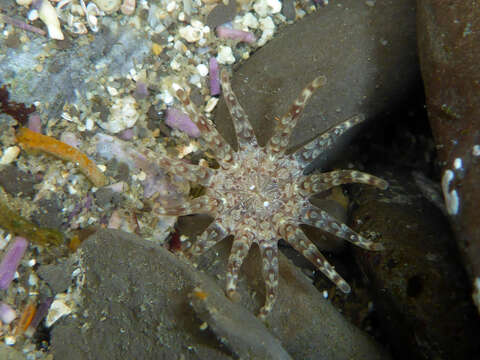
(0, 0), (479, 359)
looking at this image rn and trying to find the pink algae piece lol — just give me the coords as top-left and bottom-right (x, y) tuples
(216, 26), (256, 43)
(0, 237), (28, 290)
(165, 108), (201, 138)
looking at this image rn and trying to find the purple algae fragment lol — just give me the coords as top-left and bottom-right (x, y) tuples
(209, 57), (221, 96)
(165, 108), (201, 138)
(27, 112), (42, 133)
(0, 302), (16, 324)
(28, 297), (53, 330)
(0, 237), (28, 290)
(216, 26), (256, 43)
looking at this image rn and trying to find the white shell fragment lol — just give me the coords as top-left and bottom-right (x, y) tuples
(38, 0), (64, 40)
(45, 297), (73, 327)
(441, 169), (459, 215)
(179, 21), (209, 43)
(98, 96), (139, 133)
(217, 46), (235, 64)
(0, 146), (20, 165)
(253, 0), (282, 17)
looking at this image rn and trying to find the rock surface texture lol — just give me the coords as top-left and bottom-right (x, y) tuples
(215, 0), (419, 159)
(49, 229), (390, 360)
(351, 168), (480, 360)
(417, 1), (480, 311)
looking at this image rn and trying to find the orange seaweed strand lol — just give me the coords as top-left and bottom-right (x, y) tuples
(15, 303), (36, 336)
(16, 127), (107, 187)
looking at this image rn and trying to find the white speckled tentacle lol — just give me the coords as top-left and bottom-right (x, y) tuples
(153, 195), (219, 216)
(176, 88), (236, 169)
(225, 231), (254, 300)
(220, 69), (258, 150)
(294, 114), (366, 167)
(257, 239), (279, 320)
(300, 205), (384, 251)
(299, 170), (388, 195)
(278, 223), (351, 293)
(267, 75), (327, 157)
(184, 219), (229, 258)
(155, 155), (215, 186)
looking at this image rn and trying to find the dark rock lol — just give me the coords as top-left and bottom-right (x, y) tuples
(0, 164), (37, 198)
(206, 0), (237, 29)
(416, 0), (480, 312)
(350, 168), (480, 360)
(93, 187), (122, 209)
(50, 229), (233, 360)
(32, 196), (65, 229)
(195, 235), (391, 359)
(37, 259), (75, 294)
(50, 229), (389, 360)
(215, 0), (420, 161)
(189, 281), (292, 360)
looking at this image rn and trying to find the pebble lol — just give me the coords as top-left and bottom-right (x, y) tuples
(0, 146), (20, 165)
(46, 297), (73, 327)
(98, 96), (139, 133)
(217, 45), (235, 64)
(196, 63), (209, 77)
(94, 0), (121, 14)
(253, 0), (282, 18)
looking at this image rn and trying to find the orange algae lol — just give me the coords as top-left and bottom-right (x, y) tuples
(192, 288), (208, 300)
(16, 127), (107, 187)
(0, 200), (63, 246)
(15, 303), (36, 336)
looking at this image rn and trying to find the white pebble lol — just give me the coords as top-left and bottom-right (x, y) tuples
(4, 336), (16, 346)
(166, 1), (176, 12)
(94, 0), (121, 13)
(107, 86), (118, 96)
(258, 17), (276, 46)
(98, 96), (139, 133)
(179, 25), (203, 43)
(0, 303), (16, 324)
(473, 145), (480, 156)
(196, 63), (208, 77)
(253, 0), (282, 17)
(217, 46), (235, 64)
(453, 157), (462, 170)
(243, 12), (259, 29)
(85, 118), (95, 131)
(0, 146), (20, 165)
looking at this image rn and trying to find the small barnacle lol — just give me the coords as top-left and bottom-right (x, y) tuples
(15, 127), (107, 187)
(154, 69), (387, 319)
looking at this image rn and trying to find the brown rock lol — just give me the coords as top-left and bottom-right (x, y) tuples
(417, 1), (480, 310)
(351, 168), (480, 360)
(215, 0), (420, 165)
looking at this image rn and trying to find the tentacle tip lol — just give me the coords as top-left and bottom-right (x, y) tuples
(379, 180), (389, 190)
(371, 242), (385, 251)
(313, 75), (327, 87)
(226, 289), (241, 302)
(257, 308), (269, 321)
(338, 281), (351, 294)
